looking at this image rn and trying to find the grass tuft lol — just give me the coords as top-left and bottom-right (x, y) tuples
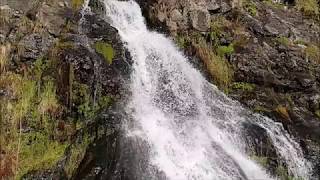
(296, 0), (319, 16)
(305, 44), (320, 63)
(193, 39), (234, 90)
(0, 43), (11, 74)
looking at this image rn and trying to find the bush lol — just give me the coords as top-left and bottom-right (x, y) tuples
(243, 0), (258, 16)
(305, 44), (320, 63)
(276, 36), (291, 46)
(216, 44), (235, 57)
(296, 0), (319, 16)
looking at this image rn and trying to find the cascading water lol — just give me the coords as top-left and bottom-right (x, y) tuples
(101, 0), (313, 179)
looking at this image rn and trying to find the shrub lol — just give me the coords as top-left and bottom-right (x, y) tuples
(296, 0), (319, 16)
(305, 44), (320, 63)
(276, 36), (291, 46)
(95, 42), (115, 64)
(216, 44), (235, 57)
(243, 0), (258, 16)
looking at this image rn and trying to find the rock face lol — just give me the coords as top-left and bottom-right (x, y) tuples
(0, 0), (130, 179)
(1, 0), (320, 179)
(136, 0), (232, 34)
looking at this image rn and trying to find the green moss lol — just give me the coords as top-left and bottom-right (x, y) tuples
(17, 132), (67, 179)
(64, 134), (92, 178)
(97, 96), (113, 110)
(231, 82), (255, 92)
(72, 82), (93, 119)
(216, 44), (235, 57)
(95, 42), (115, 64)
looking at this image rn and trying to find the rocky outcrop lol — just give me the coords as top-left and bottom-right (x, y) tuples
(0, 0), (130, 179)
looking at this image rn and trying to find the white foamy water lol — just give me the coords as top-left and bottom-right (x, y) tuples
(101, 0), (313, 179)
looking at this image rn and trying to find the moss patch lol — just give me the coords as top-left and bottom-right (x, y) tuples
(17, 133), (68, 179)
(64, 133), (93, 178)
(231, 82), (255, 92)
(95, 42), (115, 64)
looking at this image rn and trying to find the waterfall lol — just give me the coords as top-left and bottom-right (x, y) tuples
(101, 0), (313, 179)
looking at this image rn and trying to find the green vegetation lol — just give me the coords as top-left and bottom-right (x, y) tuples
(305, 44), (320, 63)
(95, 42), (115, 64)
(0, 41), (113, 178)
(231, 82), (255, 92)
(296, 0), (319, 16)
(315, 110), (320, 119)
(64, 133), (92, 178)
(243, 0), (258, 16)
(176, 35), (188, 49)
(276, 36), (291, 46)
(216, 44), (235, 57)
(194, 39), (234, 90)
(72, 0), (85, 10)
(251, 155), (268, 167)
(254, 106), (271, 113)
(209, 17), (229, 48)
(17, 133), (67, 179)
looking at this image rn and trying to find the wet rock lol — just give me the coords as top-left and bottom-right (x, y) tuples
(18, 33), (54, 61)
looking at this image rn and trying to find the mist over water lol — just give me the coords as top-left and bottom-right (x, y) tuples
(101, 0), (313, 179)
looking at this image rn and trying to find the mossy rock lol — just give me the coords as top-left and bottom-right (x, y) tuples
(94, 42), (115, 65)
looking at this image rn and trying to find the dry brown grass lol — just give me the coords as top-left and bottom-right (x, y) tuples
(0, 43), (11, 74)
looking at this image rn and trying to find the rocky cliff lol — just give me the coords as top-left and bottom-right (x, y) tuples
(0, 0), (319, 179)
